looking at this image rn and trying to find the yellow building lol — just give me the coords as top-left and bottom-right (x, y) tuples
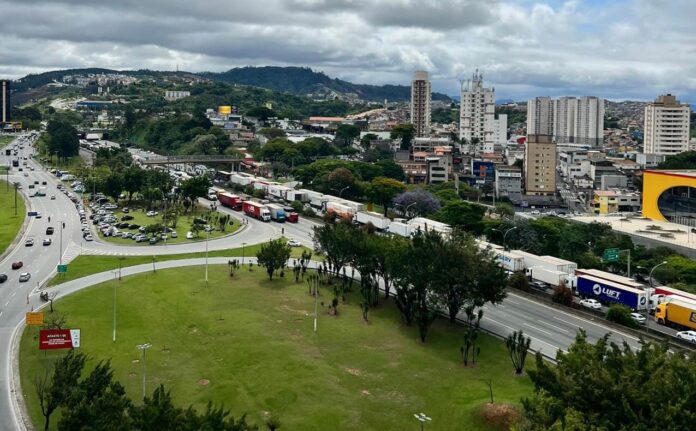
(642, 170), (696, 225)
(592, 189), (640, 214)
(217, 106), (232, 115)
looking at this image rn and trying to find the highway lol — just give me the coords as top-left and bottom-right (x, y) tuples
(0, 134), (678, 430)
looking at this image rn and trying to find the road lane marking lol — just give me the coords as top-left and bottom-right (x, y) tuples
(524, 323), (552, 336)
(536, 319), (569, 333)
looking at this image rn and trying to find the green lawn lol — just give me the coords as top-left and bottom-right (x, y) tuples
(0, 180), (26, 255)
(95, 206), (239, 246)
(22, 267), (532, 430)
(47, 242), (315, 286)
(0, 135), (14, 145)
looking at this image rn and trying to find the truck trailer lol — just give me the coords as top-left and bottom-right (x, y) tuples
(386, 221), (411, 238)
(527, 266), (570, 288)
(514, 251), (577, 274)
(242, 201), (271, 222)
(354, 211), (391, 230)
(217, 192), (242, 210)
(408, 217), (452, 237)
(266, 204), (286, 222)
(576, 274), (649, 311)
(655, 295), (696, 331)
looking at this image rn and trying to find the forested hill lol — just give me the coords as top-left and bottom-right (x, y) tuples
(201, 66), (452, 102)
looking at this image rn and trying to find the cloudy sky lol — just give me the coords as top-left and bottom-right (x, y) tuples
(1, 0), (695, 102)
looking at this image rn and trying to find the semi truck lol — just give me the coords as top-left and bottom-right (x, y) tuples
(326, 201), (354, 219)
(266, 204), (286, 222)
(285, 190), (306, 202)
(655, 295), (696, 331)
(527, 266), (571, 288)
(575, 269), (643, 290)
(576, 274), (649, 311)
(242, 201), (271, 222)
(514, 251), (577, 274)
(354, 211), (391, 230)
(217, 192), (242, 210)
(386, 221), (411, 238)
(408, 217), (452, 237)
(496, 250), (526, 273)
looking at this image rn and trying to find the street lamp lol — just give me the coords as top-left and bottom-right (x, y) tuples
(330, 185), (350, 198)
(57, 220), (66, 266)
(111, 270), (119, 342)
(649, 261), (668, 288)
(396, 202), (417, 220)
(205, 228), (210, 287)
(414, 413), (432, 431)
(136, 343), (152, 399)
(492, 226), (517, 251)
(241, 242), (247, 266)
(646, 261), (668, 333)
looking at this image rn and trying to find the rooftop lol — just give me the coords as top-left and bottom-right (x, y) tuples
(645, 170), (696, 179)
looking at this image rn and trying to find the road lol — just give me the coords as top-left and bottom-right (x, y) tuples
(0, 135), (680, 430)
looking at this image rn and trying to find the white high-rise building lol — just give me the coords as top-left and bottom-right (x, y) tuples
(575, 96), (604, 147)
(459, 70), (495, 154)
(644, 94), (691, 155)
(527, 97), (554, 136)
(410, 71), (431, 138)
(492, 114), (508, 145)
(553, 96), (577, 144)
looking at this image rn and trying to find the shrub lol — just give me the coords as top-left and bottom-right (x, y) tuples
(507, 272), (529, 292)
(551, 286), (573, 306)
(606, 304), (639, 328)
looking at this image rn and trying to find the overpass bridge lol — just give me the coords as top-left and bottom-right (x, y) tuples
(137, 155), (245, 171)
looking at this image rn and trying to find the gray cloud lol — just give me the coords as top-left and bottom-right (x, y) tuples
(1, 0), (695, 102)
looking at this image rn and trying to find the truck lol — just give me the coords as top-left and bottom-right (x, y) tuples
(655, 296), (696, 331)
(527, 266), (571, 288)
(514, 251), (577, 274)
(268, 184), (292, 200)
(408, 217), (452, 237)
(496, 250), (526, 273)
(576, 274), (649, 311)
(266, 204), (286, 222)
(386, 221), (411, 238)
(354, 211), (391, 230)
(286, 211), (299, 223)
(326, 201), (354, 219)
(285, 190), (306, 203)
(575, 269), (643, 290)
(217, 192), (242, 210)
(243, 201), (271, 222)
(37, 187), (47, 197)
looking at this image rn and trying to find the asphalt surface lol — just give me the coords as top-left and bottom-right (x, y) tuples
(0, 134), (681, 430)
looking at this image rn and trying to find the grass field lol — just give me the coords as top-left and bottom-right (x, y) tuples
(0, 180), (26, 255)
(0, 135), (14, 145)
(47, 242), (315, 286)
(95, 206), (238, 246)
(22, 267), (532, 430)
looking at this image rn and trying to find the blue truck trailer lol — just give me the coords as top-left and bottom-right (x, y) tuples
(576, 274), (649, 311)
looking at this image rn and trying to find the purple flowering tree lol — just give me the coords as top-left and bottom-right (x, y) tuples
(392, 189), (441, 218)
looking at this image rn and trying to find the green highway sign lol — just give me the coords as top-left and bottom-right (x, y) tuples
(57, 264), (68, 273)
(602, 248), (620, 263)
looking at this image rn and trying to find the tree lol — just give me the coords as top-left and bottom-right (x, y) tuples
(258, 127), (287, 139)
(460, 307), (483, 366)
(312, 222), (356, 278)
(180, 176), (211, 203)
(36, 350), (86, 431)
(334, 124), (360, 148)
(390, 123), (415, 150)
(246, 106), (276, 121)
(103, 172), (124, 202)
(606, 304), (639, 328)
(435, 200), (486, 234)
(122, 166), (146, 201)
(123, 105), (137, 138)
(368, 177), (406, 216)
(523, 331), (696, 430)
(506, 330), (531, 375)
(392, 189), (441, 217)
(256, 239), (291, 280)
(375, 159), (405, 181)
(325, 167), (358, 197)
(184, 133), (217, 155)
(130, 385), (184, 430)
(360, 133), (379, 150)
(46, 119), (79, 159)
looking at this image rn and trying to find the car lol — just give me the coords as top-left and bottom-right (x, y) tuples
(18, 272), (31, 282)
(128, 223), (140, 229)
(676, 330), (696, 343)
(50, 195), (56, 200)
(84, 234), (94, 242)
(579, 298), (602, 310)
(11, 261), (23, 270)
(24, 238), (34, 247)
(23, 173), (28, 177)
(35, 212), (42, 219)
(149, 237), (159, 245)
(287, 239), (301, 247)
(529, 281), (548, 291)
(43, 238), (52, 246)
(121, 215), (134, 221)
(146, 210), (158, 217)
(0, 274), (7, 283)
(46, 227), (54, 235)
(630, 312), (647, 324)
(122, 232), (132, 239)
(186, 231), (194, 239)
(122, 207), (130, 213)
(42, 180), (47, 185)
(34, 180), (39, 185)
(116, 222), (129, 229)
(170, 231), (178, 238)
(135, 234), (148, 243)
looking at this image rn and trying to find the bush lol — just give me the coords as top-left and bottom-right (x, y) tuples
(290, 200), (303, 213)
(507, 272), (529, 292)
(551, 286), (573, 306)
(606, 304), (639, 328)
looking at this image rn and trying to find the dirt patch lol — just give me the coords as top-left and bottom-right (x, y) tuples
(474, 403), (521, 431)
(277, 304), (309, 315)
(276, 320), (283, 323)
(190, 327), (198, 335)
(131, 359), (139, 364)
(128, 373), (136, 378)
(360, 389), (371, 396)
(197, 379), (210, 386)
(345, 368), (362, 376)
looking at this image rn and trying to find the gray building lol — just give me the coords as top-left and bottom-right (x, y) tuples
(495, 165), (522, 201)
(0, 80), (10, 123)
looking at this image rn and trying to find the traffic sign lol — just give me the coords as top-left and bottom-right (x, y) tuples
(602, 248), (620, 263)
(57, 264), (67, 273)
(26, 312), (44, 326)
(39, 329), (81, 350)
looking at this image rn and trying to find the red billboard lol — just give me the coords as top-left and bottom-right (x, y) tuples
(39, 329), (81, 350)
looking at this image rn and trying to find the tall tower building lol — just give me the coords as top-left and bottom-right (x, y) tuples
(0, 80), (10, 123)
(410, 71), (431, 138)
(553, 96), (577, 144)
(527, 97), (554, 136)
(644, 94), (691, 155)
(524, 134), (556, 196)
(459, 70), (495, 154)
(574, 96), (604, 147)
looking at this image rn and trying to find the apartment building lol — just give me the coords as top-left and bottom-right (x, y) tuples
(410, 71), (431, 138)
(592, 189), (641, 215)
(575, 96), (604, 147)
(0, 80), (9, 123)
(527, 96), (604, 147)
(553, 96), (577, 144)
(524, 134), (556, 196)
(643, 94), (691, 155)
(459, 70), (495, 154)
(164, 90), (191, 101)
(495, 165), (522, 201)
(527, 97), (554, 136)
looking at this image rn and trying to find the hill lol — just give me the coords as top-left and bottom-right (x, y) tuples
(202, 66), (452, 102)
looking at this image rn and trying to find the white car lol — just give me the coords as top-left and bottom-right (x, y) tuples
(84, 234), (94, 241)
(171, 231), (178, 238)
(630, 313), (647, 324)
(676, 330), (696, 343)
(146, 210), (159, 217)
(579, 298), (602, 310)
(287, 239), (301, 247)
(186, 231), (194, 239)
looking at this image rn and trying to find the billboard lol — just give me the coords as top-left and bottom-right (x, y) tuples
(39, 329), (81, 350)
(472, 161), (495, 183)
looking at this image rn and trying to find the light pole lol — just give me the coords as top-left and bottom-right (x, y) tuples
(205, 229), (210, 287)
(492, 226), (517, 251)
(112, 270), (119, 342)
(649, 261), (668, 289)
(241, 242), (247, 265)
(396, 202), (417, 220)
(58, 220), (65, 266)
(646, 261), (668, 331)
(414, 413), (432, 431)
(331, 185), (350, 198)
(136, 343), (152, 399)
(13, 182), (19, 216)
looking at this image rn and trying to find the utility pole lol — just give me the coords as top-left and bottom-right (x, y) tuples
(136, 343), (152, 399)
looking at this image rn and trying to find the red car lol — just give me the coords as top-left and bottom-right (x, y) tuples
(11, 261), (23, 270)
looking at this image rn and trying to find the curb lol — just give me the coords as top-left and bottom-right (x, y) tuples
(0, 183), (31, 264)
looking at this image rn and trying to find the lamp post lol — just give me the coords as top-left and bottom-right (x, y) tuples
(646, 261), (668, 332)
(492, 226), (517, 251)
(331, 185), (350, 198)
(414, 413), (432, 431)
(136, 343), (152, 399)
(205, 229), (210, 287)
(13, 182), (19, 216)
(396, 202), (417, 220)
(58, 220), (65, 266)
(112, 270), (119, 342)
(649, 261), (668, 289)
(241, 242), (247, 265)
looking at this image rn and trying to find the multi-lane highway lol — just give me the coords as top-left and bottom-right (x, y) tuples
(0, 134), (676, 430)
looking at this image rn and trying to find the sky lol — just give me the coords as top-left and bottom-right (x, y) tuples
(1, 0), (696, 102)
